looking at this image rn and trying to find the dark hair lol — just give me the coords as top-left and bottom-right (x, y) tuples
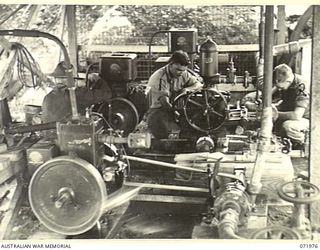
(169, 50), (190, 66)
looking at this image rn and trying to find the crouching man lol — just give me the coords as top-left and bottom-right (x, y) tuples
(272, 64), (309, 144)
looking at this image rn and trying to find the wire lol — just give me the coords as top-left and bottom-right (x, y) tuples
(12, 42), (42, 88)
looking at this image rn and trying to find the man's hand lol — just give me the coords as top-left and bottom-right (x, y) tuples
(271, 103), (279, 122)
(180, 88), (190, 95)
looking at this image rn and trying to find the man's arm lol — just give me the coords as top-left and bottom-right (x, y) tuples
(158, 95), (172, 111)
(181, 71), (203, 93)
(183, 81), (203, 92)
(278, 107), (305, 121)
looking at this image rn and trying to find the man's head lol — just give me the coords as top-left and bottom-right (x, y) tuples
(168, 50), (190, 78)
(273, 64), (294, 90)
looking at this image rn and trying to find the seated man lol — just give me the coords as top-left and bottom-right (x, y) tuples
(147, 50), (202, 139)
(42, 62), (112, 123)
(273, 64), (309, 144)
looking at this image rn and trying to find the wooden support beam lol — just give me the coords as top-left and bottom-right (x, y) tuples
(309, 5), (320, 225)
(276, 5), (286, 45)
(82, 44), (259, 55)
(0, 177), (24, 240)
(66, 5), (78, 75)
(57, 5), (66, 64)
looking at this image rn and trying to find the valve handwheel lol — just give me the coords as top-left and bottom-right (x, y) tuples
(250, 225), (301, 239)
(278, 181), (320, 204)
(173, 88), (227, 133)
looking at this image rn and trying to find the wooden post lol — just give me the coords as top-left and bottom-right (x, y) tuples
(309, 5), (320, 225)
(276, 5), (286, 45)
(57, 5), (66, 64)
(66, 5), (78, 75)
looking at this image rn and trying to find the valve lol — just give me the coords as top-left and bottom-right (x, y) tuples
(278, 180), (320, 204)
(278, 180), (320, 239)
(250, 225), (301, 239)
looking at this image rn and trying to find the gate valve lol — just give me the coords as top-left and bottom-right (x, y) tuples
(250, 225), (301, 239)
(278, 180), (320, 239)
(278, 180), (320, 204)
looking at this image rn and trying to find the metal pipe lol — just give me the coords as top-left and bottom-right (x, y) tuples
(148, 30), (169, 76)
(122, 155), (206, 173)
(273, 39), (311, 56)
(259, 5), (265, 60)
(0, 29), (79, 120)
(124, 181), (208, 193)
(248, 5), (274, 202)
(263, 6), (274, 109)
(217, 208), (245, 239)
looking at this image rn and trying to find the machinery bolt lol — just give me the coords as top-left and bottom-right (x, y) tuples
(54, 187), (75, 209)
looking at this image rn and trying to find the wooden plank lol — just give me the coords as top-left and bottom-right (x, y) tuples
(56, 5), (66, 64)
(132, 194), (206, 204)
(66, 5), (78, 74)
(0, 177), (23, 240)
(105, 203), (130, 239)
(82, 44), (259, 55)
(124, 181), (208, 193)
(215, 83), (256, 92)
(175, 152), (294, 202)
(310, 5), (320, 225)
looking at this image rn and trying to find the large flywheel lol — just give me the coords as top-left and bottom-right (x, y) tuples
(28, 156), (107, 235)
(174, 88), (227, 133)
(96, 97), (139, 136)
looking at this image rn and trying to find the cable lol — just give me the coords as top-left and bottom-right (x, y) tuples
(12, 42), (42, 88)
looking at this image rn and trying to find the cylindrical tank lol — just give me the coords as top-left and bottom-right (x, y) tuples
(199, 38), (218, 78)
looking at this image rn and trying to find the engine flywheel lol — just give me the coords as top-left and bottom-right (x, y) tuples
(28, 156), (107, 235)
(96, 97), (139, 136)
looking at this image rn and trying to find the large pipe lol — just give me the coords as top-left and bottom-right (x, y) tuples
(273, 39), (311, 56)
(259, 5), (265, 61)
(262, 6), (274, 109)
(248, 6), (274, 201)
(0, 29), (79, 120)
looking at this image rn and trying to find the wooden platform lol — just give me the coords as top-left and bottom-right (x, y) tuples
(175, 152), (295, 203)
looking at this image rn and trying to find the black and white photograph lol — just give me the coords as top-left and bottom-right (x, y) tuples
(0, 3), (319, 245)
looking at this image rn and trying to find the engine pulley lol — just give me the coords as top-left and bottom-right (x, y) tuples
(28, 156), (107, 235)
(95, 97), (139, 136)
